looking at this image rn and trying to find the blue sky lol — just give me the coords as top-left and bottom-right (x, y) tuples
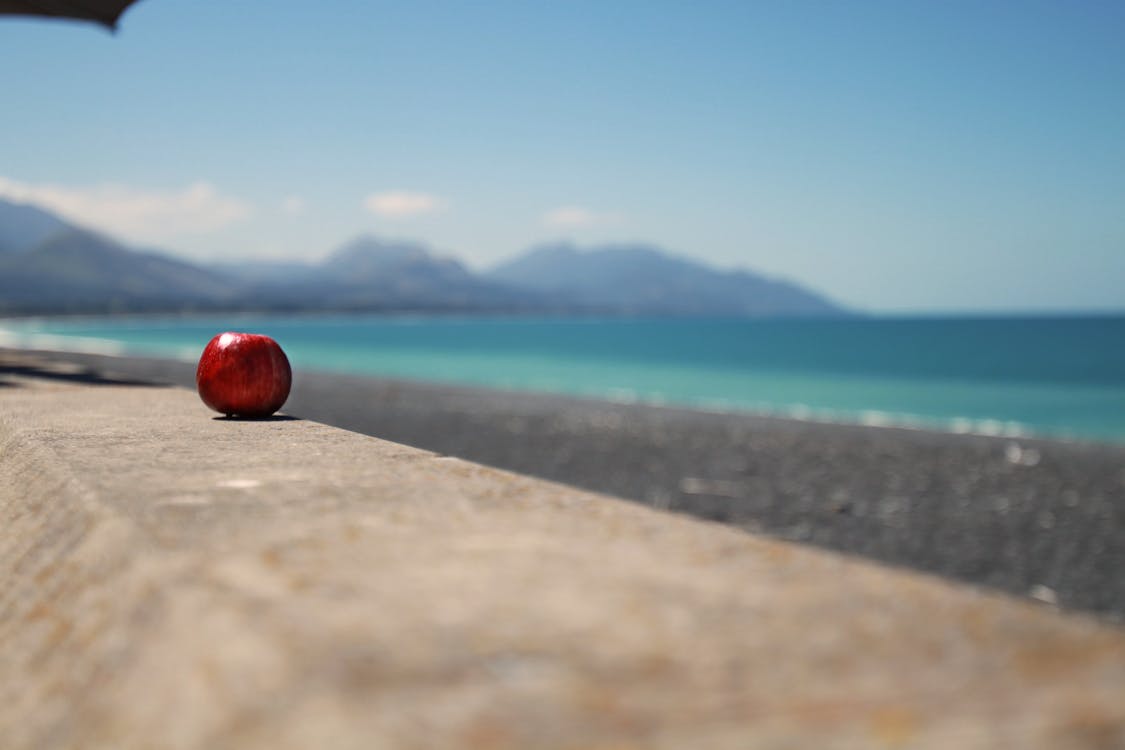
(1, 0), (1123, 313)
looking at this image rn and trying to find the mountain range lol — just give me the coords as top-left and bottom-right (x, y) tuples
(488, 243), (841, 316)
(0, 197), (849, 316)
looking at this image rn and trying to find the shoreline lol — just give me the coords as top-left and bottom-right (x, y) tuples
(0, 331), (1119, 447)
(2, 346), (1125, 620)
(3, 345), (1124, 621)
(3, 312), (1125, 448)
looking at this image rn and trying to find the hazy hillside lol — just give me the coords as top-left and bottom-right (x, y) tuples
(488, 243), (846, 316)
(322, 237), (475, 287)
(0, 198), (849, 316)
(208, 259), (316, 285)
(237, 236), (541, 312)
(0, 198), (72, 254)
(0, 230), (238, 314)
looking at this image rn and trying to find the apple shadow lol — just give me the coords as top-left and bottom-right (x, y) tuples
(211, 414), (302, 422)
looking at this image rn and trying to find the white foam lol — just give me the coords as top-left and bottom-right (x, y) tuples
(859, 410), (893, 427)
(975, 419), (1005, 436)
(685, 397), (1040, 442)
(950, 417), (975, 434)
(787, 403), (813, 420)
(606, 388), (638, 404)
(0, 329), (127, 356)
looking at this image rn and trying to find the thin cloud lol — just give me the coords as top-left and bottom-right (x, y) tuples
(364, 190), (442, 218)
(0, 176), (249, 243)
(282, 195), (305, 215)
(543, 205), (621, 229)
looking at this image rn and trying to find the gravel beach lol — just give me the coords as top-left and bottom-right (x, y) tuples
(3, 347), (1124, 621)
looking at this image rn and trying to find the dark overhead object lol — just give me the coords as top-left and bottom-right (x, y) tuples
(0, 0), (141, 29)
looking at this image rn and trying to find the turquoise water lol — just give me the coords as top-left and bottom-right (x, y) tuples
(3, 314), (1124, 443)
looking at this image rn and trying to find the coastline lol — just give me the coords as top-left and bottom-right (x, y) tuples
(3, 345), (1124, 621)
(4, 313), (1125, 445)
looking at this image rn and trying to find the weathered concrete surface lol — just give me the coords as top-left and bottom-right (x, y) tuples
(1, 375), (1123, 749)
(10, 346), (1125, 621)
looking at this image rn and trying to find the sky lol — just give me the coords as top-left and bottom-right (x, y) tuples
(1, 0), (1123, 313)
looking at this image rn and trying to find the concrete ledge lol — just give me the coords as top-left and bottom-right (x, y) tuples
(1, 376), (1123, 748)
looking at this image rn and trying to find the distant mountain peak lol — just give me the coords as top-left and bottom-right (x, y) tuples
(329, 235), (431, 261)
(519, 241), (581, 258)
(488, 242), (848, 317)
(322, 235), (469, 279)
(0, 225), (237, 315)
(0, 197), (846, 317)
(0, 196), (75, 254)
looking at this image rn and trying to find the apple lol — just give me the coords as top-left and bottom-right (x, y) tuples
(196, 332), (292, 418)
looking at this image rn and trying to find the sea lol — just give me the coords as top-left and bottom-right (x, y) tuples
(2, 314), (1124, 444)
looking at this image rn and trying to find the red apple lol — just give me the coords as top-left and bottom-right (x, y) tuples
(196, 332), (292, 418)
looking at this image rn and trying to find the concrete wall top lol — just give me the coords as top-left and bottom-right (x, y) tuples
(1, 372), (1123, 749)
